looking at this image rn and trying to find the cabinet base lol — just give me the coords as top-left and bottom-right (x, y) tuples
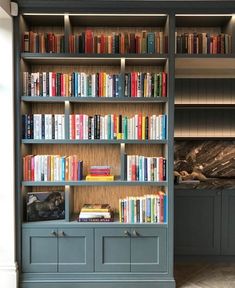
(21, 280), (176, 288)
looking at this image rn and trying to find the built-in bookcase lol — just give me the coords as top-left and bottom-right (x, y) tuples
(18, 12), (175, 288)
(175, 14), (235, 139)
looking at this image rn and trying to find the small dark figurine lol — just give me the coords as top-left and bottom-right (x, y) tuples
(27, 192), (65, 221)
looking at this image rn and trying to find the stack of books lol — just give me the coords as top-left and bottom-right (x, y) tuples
(78, 204), (114, 222)
(85, 166), (114, 181)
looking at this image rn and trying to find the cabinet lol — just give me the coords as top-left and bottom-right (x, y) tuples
(22, 228), (94, 273)
(175, 189), (235, 255)
(95, 227), (167, 272)
(174, 189), (221, 255)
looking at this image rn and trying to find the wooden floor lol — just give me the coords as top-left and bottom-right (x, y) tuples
(174, 258), (235, 288)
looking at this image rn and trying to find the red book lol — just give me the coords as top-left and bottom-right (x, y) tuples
(31, 156), (34, 181)
(70, 114), (75, 140)
(131, 162), (136, 181)
(85, 30), (93, 53)
(162, 72), (167, 97)
(131, 72), (137, 97)
(138, 114), (142, 140)
(159, 157), (163, 181)
(52, 72), (56, 96)
(100, 34), (105, 54)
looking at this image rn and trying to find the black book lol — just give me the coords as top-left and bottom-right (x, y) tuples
(124, 73), (130, 97)
(96, 73), (99, 96)
(81, 32), (85, 53)
(129, 33), (136, 53)
(30, 115), (33, 139)
(163, 158), (166, 181)
(136, 199), (140, 222)
(119, 115), (122, 136)
(39, 73), (43, 96)
(94, 115), (97, 139)
(114, 34), (119, 53)
(56, 73), (61, 96)
(145, 116), (149, 139)
(71, 72), (75, 96)
(41, 114), (45, 139)
(88, 116), (92, 139)
(97, 115), (100, 139)
(46, 72), (49, 96)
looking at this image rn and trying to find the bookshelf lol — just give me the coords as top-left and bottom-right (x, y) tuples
(174, 14), (235, 256)
(175, 14), (235, 139)
(17, 11), (175, 288)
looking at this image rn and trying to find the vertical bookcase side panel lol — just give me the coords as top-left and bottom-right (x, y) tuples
(167, 12), (175, 277)
(65, 15), (72, 53)
(222, 16), (235, 54)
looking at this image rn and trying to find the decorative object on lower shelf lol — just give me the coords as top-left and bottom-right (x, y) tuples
(26, 191), (65, 222)
(78, 203), (114, 222)
(119, 192), (167, 223)
(86, 165), (114, 181)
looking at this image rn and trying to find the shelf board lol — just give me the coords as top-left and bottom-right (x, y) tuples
(175, 104), (235, 109)
(21, 53), (168, 65)
(22, 139), (167, 144)
(22, 220), (168, 228)
(21, 96), (168, 103)
(22, 180), (168, 187)
(175, 15), (232, 27)
(175, 55), (235, 78)
(174, 136), (235, 140)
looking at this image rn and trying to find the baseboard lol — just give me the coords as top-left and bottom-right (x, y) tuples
(21, 280), (176, 288)
(0, 262), (19, 288)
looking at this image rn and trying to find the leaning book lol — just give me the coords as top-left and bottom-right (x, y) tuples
(26, 191), (65, 221)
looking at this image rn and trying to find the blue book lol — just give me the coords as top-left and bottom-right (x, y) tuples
(147, 32), (155, 54)
(61, 157), (65, 181)
(144, 157), (148, 181)
(74, 72), (78, 97)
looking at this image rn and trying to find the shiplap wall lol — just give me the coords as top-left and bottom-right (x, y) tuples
(175, 79), (235, 137)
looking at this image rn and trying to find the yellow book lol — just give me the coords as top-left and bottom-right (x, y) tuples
(142, 116), (145, 140)
(85, 175), (114, 181)
(50, 155), (54, 181)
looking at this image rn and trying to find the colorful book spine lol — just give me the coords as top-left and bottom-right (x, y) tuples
(126, 155), (166, 181)
(119, 193), (167, 223)
(22, 114), (65, 140)
(69, 114), (167, 140)
(23, 155), (83, 181)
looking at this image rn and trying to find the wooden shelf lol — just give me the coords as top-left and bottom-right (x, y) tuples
(175, 104), (235, 109)
(174, 136), (235, 140)
(175, 55), (235, 78)
(22, 220), (168, 228)
(22, 180), (168, 187)
(22, 139), (168, 144)
(21, 53), (168, 65)
(22, 96), (168, 103)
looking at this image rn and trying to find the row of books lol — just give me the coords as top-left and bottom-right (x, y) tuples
(22, 32), (65, 53)
(176, 32), (232, 54)
(22, 114), (65, 140)
(125, 155), (166, 181)
(22, 71), (167, 98)
(78, 204), (113, 222)
(119, 193), (167, 223)
(69, 30), (168, 54)
(69, 114), (167, 140)
(23, 155), (83, 181)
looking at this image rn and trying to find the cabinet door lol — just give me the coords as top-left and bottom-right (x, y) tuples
(221, 190), (235, 255)
(58, 228), (94, 272)
(22, 228), (58, 273)
(174, 189), (221, 255)
(95, 228), (131, 272)
(131, 227), (167, 272)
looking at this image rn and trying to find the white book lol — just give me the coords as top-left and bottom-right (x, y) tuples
(43, 155), (47, 181)
(54, 115), (58, 139)
(159, 115), (162, 140)
(42, 72), (47, 97)
(81, 72), (86, 97)
(61, 115), (65, 139)
(83, 114), (88, 140)
(104, 115), (108, 140)
(91, 117), (94, 140)
(49, 72), (53, 96)
(157, 157), (160, 182)
(75, 114), (80, 139)
(156, 116), (159, 140)
(31, 73), (35, 96)
(134, 115), (138, 140)
(100, 116), (104, 140)
(92, 74), (96, 97)
(152, 115), (156, 140)
(77, 73), (81, 97)
(147, 157), (151, 181)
